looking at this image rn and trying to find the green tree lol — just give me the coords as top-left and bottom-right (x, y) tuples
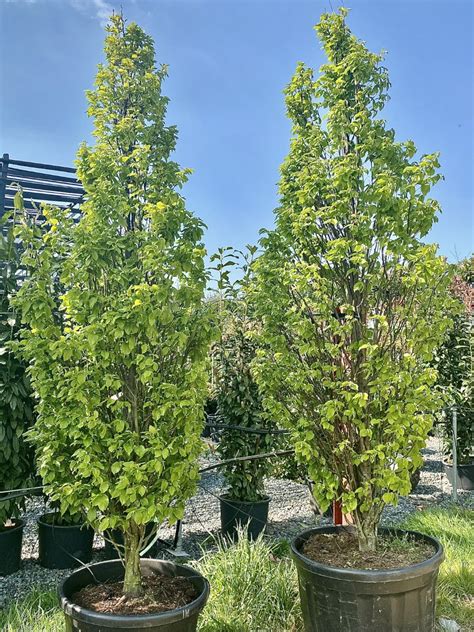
(0, 202), (35, 528)
(435, 257), (474, 463)
(250, 9), (453, 552)
(211, 247), (273, 503)
(14, 15), (213, 596)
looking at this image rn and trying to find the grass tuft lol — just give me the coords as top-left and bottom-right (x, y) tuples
(0, 587), (63, 632)
(402, 506), (474, 631)
(193, 531), (302, 632)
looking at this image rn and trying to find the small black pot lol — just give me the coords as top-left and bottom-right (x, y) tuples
(38, 512), (94, 569)
(219, 495), (270, 540)
(103, 522), (159, 559)
(443, 459), (474, 491)
(0, 519), (24, 576)
(291, 526), (443, 632)
(59, 558), (210, 632)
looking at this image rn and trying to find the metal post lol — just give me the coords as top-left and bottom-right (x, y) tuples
(0, 153), (10, 218)
(167, 519), (189, 559)
(452, 408), (458, 502)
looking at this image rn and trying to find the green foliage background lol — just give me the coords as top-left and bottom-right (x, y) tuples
(0, 209), (34, 526)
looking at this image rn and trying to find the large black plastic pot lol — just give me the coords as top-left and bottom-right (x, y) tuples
(219, 495), (270, 540)
(103, 522), (159, 559)
(291, 526), (444, 632)
(443, 459), (474, 491)
(38, 513), (94, 569)
(0, 519), (24, 576)
(59, 558), (209, 632)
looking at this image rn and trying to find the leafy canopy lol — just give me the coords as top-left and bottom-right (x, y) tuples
(211, 247), (273, 502)
(0, 206), (35, 526)
(14, 14), (213, 539)
(251, 9), (453, 549)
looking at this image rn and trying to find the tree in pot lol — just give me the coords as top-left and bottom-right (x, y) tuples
(211, 247), (274, 540)
(435, 257), (474, 490)
(0, 205), (35, 576)
(250, 9), (454, 632)
(14, 13), (212, 627)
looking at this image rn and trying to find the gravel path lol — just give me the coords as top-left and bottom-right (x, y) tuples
(1, 435), (472, 609)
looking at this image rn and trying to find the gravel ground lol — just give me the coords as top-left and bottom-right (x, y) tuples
(1, 435), (472, 609)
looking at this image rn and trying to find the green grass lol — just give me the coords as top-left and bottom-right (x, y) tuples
(194, 534), (302, 632)
(402, 506), (474, 631)
(0, 588), (63, 632)
(0, 507), (471, 632)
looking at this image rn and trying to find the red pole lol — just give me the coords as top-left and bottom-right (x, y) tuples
(333, 500), (343, 526)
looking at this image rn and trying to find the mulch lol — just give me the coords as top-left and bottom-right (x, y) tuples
(72, 574), (198, 616)
(302, 531), (435, 570)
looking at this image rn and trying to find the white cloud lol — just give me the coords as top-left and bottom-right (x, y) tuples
(69, 0), (114, 27)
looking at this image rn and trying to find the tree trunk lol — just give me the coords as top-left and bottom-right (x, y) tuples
(354, 510), (378, 553)
(123, 529), (143, 598)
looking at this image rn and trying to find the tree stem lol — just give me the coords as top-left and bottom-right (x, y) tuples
(123, 529), (143, 598)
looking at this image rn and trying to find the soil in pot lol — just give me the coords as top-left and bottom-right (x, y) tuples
(292, 526), (444, 632)
(60, 558), (210, 632)
(220, 495), (270, 540)
(0, 519), (24, 576)
(38, 512), (94, 569)
(302, 530), (435, 570)
(73, 574), (198, 615)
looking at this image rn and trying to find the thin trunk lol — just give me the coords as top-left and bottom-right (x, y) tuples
(354, 509), (378, 552)
(123, 529), (142, 598)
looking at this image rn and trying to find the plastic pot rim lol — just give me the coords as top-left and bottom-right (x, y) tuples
(0, 518), (25, 535)
(38, 512), (92, 530)
(218, 494), (270, 505)
(59, 558), (210, 627)
(291, 525), (444, 583)
(442, 458), (474, 468)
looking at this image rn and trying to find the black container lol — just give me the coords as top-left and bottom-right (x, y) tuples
(443, 459), (474, 491)
(0, 519), (24, 576)
(103, 522), (159, 559)
(38, 512), (94, 569)
(59, 558), (210, 632)
(292, 526), (443, 632)
(219, 495), (270, 540)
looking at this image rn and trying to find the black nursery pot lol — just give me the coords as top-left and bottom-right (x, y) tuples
(219, 495), (270, 540)
(443, 459), (474, 491)
(59, 558), (210, 632)
(38, 512), (94, 569)
(103, 522), (159, 559)
(291, 526), (444, 632)
(0, 519), (24, 576)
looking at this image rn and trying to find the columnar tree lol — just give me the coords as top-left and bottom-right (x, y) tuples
(435, 257), (474, 463)
(211, 247), (273, 503)
(0, 206), (35, 528)
(15, 15), (212, 596)
(251, 9), (453, 551)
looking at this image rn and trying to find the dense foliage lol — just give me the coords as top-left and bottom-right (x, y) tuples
(14, 15), (212, 595)
(211, 247), (273, 502)
(435, 257), (473, 463)
(0, 205), (34, 528)
(251, 9), (453, 551)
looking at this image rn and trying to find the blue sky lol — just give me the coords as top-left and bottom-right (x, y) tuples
(1, 0), (472, 261)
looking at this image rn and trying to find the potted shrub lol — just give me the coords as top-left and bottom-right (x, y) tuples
(251, 9), (454, 632)
(211, 247), (273, 540)
(15, 14), (212, 631)
(0, 206), (35, 576)
(37, 509), (94, 569)
(436, 258), (474, 490)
